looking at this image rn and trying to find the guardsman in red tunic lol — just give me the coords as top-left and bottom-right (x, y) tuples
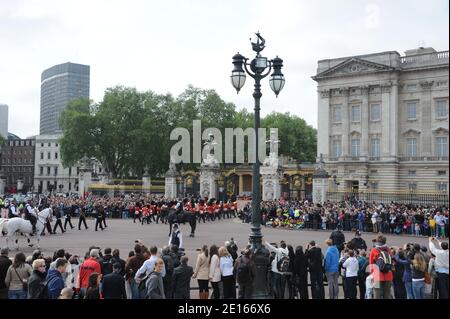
(232, 200), (238, 217)
(141, 205), (150, 225)
(223, 200), (229, 219)
(198, 201), (206, 223)
(149, 201), (156, 222)
(133, 204), (141, 223)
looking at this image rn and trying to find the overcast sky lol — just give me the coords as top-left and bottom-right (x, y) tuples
(1, 0), (448, 139)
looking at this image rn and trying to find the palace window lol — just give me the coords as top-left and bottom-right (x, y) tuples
(351, 138), (360, 157)
(436, 100), (448, 118)
(371, 138), (380, 157)
(407, 138), (417, 157)
(435, 137), (448, 156)
(407, 102), (417, 120)
(351, 105), (360, 122)
(370, 104), (381, 121)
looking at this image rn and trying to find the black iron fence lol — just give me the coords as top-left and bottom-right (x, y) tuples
(326, 190), (449, 206)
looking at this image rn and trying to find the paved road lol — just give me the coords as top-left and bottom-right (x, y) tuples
(1, 217), (436, 299)
(1, 217), (432, 258)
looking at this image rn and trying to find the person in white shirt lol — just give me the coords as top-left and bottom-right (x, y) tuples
(429, 237), (449, 299)
(342, 250), (359, 299)
(371, 212), (379, 233)
(218, 246), (235, 299)
(264, 240), (289, 299)
(9, 200), (18, 218)
(134, 246), (166, 299)
(168, 223), (183, 249)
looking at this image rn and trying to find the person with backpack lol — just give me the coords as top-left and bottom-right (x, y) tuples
(369, 234), (393, 299)
(234, 247), (256, 299)
(124, 244), (146, 299)
(135, 246), (166, 299)
(100, 248), (114, 276)
(264, 240), (289, 299)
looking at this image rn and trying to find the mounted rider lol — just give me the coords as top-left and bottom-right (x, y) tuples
(8, 199), (19, 218)
(24, 200), (38, 235)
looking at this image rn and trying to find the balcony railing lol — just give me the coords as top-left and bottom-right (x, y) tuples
(400, 50), (449, 65)
(399, 156), (449, 161)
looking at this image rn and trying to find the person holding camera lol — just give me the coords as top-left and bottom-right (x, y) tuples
(428, 237), (449, 299)
(264, 240), (289, 299)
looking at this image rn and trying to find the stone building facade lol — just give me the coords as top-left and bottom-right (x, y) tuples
(33, 134), (79, 194)
(312, 47), (449, 200)
(0, 137), (36, 193)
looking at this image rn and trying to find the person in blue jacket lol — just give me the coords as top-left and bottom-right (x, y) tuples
(324, 239), (340, 299)
(46, 258), (68, 299)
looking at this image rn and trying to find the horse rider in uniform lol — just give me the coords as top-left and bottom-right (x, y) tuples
(25, 200), (38, 235)
(8, 199), (19, 218)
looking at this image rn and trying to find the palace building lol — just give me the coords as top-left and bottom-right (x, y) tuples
(312, 47), (449, 204)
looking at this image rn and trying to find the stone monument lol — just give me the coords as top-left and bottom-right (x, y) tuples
(312, 153), (330, 204)
(78, 156), (93, 198)
(165, 157), (180, 199)
(260, 130), (282, 200)
(199, 132), (220, 199)
(142, 169), (151, 195)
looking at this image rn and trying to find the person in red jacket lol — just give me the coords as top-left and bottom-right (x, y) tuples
(369, 234), (393, 299)
(78, 249), (102, 297)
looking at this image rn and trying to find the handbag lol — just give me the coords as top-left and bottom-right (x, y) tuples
(13, 267), (28, 292)
(424, 271), (432, 285)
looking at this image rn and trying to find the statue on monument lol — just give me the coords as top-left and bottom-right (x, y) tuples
(202, 131), (219, 167)
(169, 156), (177, 171)
(263, 130), (280, 167)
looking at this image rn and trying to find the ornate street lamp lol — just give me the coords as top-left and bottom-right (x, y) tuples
(231, 32), (285, 298)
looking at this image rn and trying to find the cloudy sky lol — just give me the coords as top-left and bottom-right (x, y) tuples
(1, 0), (448, 138)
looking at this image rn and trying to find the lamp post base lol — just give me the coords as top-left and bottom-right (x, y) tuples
(249, 232), (271, 299)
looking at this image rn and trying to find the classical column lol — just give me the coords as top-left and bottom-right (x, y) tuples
(341, 87), (350, 157)
(142, 170), (151, 195)
(317, 89), (331, 158)
(0, 176), (5, 195)
(389, 80), (399, 158)
(420, 81), (434, 156)
(361, 86), (370, 157)
(381, 82), (392, 158)
(238, 174), (244, 195)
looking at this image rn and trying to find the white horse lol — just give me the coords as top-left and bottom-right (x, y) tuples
(4, 207), (53, 250)
(0, 218), (8, 235)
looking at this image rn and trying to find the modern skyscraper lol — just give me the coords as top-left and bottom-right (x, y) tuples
(0, 104), (8, 139)
(40, 62), (90, 134)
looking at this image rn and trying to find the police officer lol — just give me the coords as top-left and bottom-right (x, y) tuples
(25, 200), (38, 235)
(8, 199), (19, 218)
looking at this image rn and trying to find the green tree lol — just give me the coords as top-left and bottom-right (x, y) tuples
(262, 112), (317, 163)
(59, 86), (317, 178)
